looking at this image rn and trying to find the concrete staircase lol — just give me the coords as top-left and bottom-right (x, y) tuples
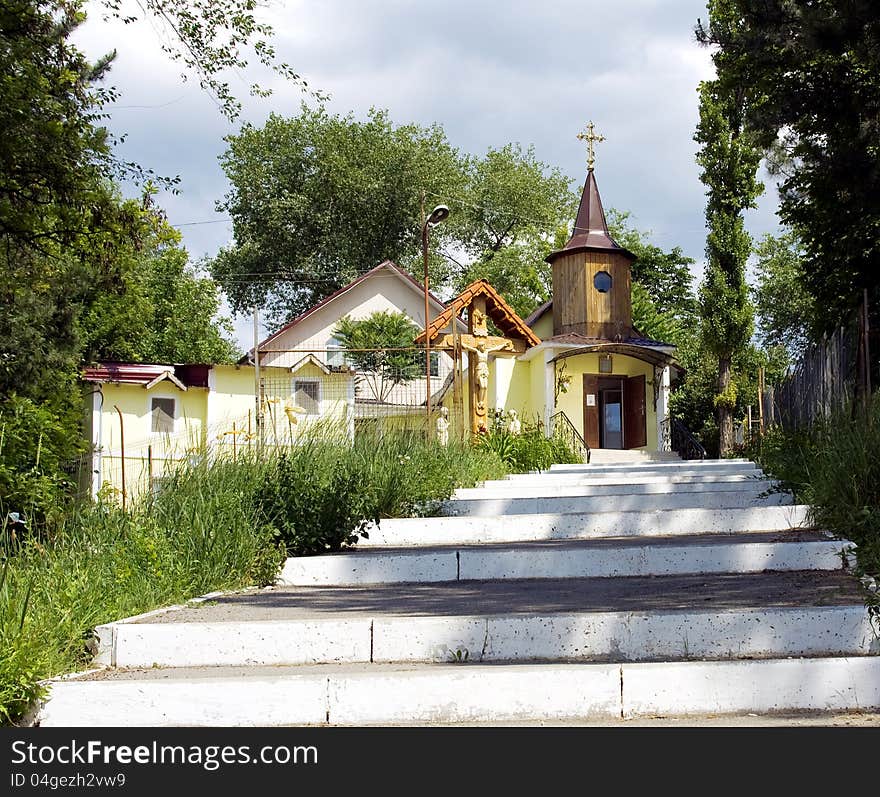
(38, 458), (879, 726)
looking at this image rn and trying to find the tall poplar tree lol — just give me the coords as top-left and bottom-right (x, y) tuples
(694, 51), (763, 454)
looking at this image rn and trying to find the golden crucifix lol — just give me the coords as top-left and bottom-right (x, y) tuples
(577, 121), (605, 172)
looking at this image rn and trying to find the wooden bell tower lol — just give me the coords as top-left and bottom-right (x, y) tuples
(546, 123), (636, 342)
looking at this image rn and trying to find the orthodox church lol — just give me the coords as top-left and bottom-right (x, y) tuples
(423, 125), (682, 452)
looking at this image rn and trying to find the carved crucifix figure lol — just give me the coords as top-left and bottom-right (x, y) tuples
(459, 335), (514, 433)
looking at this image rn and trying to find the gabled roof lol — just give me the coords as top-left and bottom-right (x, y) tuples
(546, 170), (635, 263)
(83, 363), (191, 391)
(524, 299), (552, 328)
(288, 353), (331, 376)
(414, 280), (541, 347)
(247, 260), (450, 360)
(541, 333), (680, 371)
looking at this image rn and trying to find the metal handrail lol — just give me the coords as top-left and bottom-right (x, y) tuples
(549, 411), (591, 463)
(660, 416), (706, 460)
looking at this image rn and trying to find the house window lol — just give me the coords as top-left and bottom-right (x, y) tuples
(293, 380), (321, 415)
(150, 397), (175, 434)
(599, 354), (613, 373)
(594, 271), (612, 293)
(326, 336), (347, 368)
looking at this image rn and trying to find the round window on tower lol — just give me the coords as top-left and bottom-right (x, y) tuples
(593, 270), (612, 293)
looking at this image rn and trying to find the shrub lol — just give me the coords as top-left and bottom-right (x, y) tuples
(752, 394), (880, 579)
(476, 420), (580, 472)
(254, 423), (507, 554)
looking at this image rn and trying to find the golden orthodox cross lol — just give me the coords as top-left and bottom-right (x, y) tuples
(577, 121), (605, 172)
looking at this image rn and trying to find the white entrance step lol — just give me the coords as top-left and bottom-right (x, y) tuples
(360, 505), (812, 547)
(442, 489), (793, 517)
(586, 450), (683, 464)
(548, 458), (752, 472)
(503, 463), (764, 482)
(38, 657), (880, 727)
(278, 532), (850, 586)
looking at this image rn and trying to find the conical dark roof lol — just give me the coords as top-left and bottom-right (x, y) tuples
(546, 170), (635, 263)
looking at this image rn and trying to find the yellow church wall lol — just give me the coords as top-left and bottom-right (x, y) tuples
(529, 354), (548, 428)
(553, 352), (658, 451)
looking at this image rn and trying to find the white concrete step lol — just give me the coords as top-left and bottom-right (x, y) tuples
(39, 657), (880, 726)
(548, 458), (752, 473)
(94, 606), (877, 668)
(443, 489), (793, 517)
(453, 479), (775, 500)
(278, 532), (850, 586)
(360, 505), (812, 547)
(500, 468), (764, 484)
(91, 571), (876, 669)
(586, 450), (683, 464)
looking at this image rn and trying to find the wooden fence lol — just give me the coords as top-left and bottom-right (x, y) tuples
(767, 294), (875, 431)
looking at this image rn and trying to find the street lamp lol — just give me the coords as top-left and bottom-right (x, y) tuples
(422, 204), (449, 422)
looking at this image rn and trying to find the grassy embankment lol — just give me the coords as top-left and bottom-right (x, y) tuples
(0, 422), (574, 723)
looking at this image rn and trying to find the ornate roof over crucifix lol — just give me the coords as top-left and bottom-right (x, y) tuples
(414, 279), (541, 348)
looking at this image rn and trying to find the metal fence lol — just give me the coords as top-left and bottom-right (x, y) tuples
(256, 346), (469, 443)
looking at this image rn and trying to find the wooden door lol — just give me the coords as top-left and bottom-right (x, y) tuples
(582, 374), (599, 449)
(624, 374), (647, 448)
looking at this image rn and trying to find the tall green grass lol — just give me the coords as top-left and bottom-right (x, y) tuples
(753, 393), (880, 580)
(0, 455), (283, 724)
(0, 421), (518, 723)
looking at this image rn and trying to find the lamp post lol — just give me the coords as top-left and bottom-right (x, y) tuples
(422, 203), (449, 422)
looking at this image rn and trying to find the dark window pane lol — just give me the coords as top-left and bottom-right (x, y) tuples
(594, 271), (612, 293)
(151, 397), (175, 434)
(294, 380), (320, 414)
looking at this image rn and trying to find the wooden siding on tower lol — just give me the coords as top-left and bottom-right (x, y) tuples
(552, 252), (632, 339)
(552, 253), (586, 336)
(585, 253), (632, 339)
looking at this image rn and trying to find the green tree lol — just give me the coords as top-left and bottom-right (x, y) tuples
(753, 231), (817, 352)
(452, 145), (576, 316)
(81, 209), (238, 365)
(694, 71), (763, 456)
(334, 312), (423, 403)
(212, 107), (577, 328)
(631, 283), (684, 349)
(98, 0), (309, 121)
(606, 209), (697, 323)
(0, 1), (120, 256)
(212, 105), (466, 328)
(696, 0), (880, 328)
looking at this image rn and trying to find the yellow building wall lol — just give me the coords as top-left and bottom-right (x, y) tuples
(529, 353), (548, 428)
(98, 382), (207, 501)
(530, 313), (553, 341)
(488, 355), (535, 424)
(93, 364), (354, 502)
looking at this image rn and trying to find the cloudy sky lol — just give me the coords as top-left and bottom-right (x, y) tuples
(74, 0), (783, 348)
